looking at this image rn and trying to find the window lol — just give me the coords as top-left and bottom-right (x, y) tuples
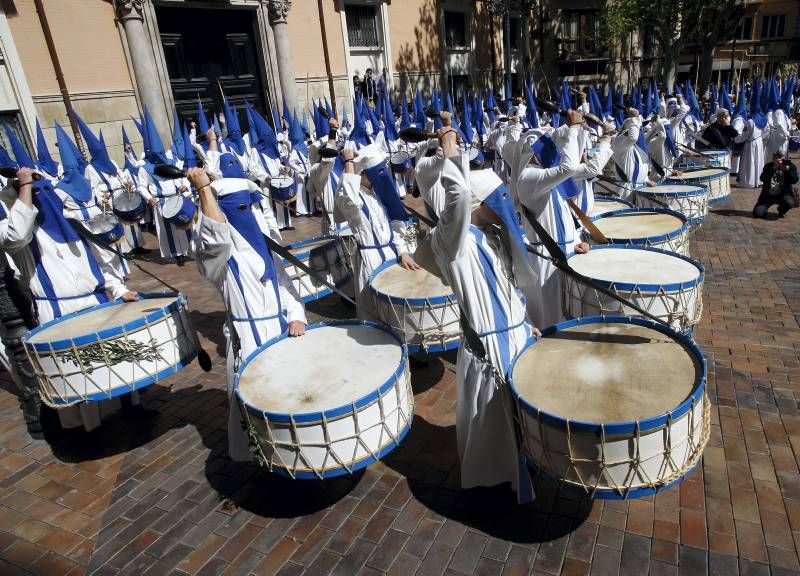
(510, 17), (520, 51)
(444, 10), (467, 49)
(0, 113), (30, 160)
(559, 10), (600, 57)
(345, 4), (379, 48)
(760, 14), (785, 39)
(734, 16), (753, 40)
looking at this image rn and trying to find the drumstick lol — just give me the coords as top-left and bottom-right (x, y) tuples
(566, 199), (609, 244)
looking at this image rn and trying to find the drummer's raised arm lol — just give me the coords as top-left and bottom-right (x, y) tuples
(186, 167), (225, 223)
(434, 115), (471, 262)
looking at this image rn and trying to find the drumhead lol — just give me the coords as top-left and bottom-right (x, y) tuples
(391, 151), (410, 163)
(593, 211), (684, 239)
(237, 323), (403, 414)
(161, 196), (183, 218)
(670, 168), (727, 180)
(569, 247), (701, 287)
(288, 237), (334, 256)
(511, 322), (701, 423)
(27, 297), (178, 344)
(371, 262), (451, 301)
(591, 199), (632, 216)
(113, 191), (143, 210)
(638, 185), (705, 196)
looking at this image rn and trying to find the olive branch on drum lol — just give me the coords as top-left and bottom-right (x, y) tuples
(60, 338), (163, 372)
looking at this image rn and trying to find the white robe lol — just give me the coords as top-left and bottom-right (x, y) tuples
(287, 149), (313, 216)
(507, 124), (581, 329)
(647, 119), (676, 179)
(416, 155), (533, 500)
(195, 178), (306, 461)
(136, 166), (193, 258)
(3, 191), (132, 431)
(611, 118), (650, 194)
(414, 152), (446, 219)
(766, 110), (790, 158)
(307, 154), (345, 236)
(735, 119), (765, 189)
(334, 173), (407, 320)
(731, 116), (745, 174)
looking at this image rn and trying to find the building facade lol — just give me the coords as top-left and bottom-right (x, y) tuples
(0, 0), (797, 168)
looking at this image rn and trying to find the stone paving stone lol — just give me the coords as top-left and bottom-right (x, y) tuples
(1, 182), (800, 575)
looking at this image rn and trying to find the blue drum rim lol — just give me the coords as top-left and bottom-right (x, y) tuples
(283, 234), (340, 263)
(667, 167), (730, 183)
(268, 415), (414, 479)
(593, 195), (634, 208)
(566, 244), (705, 293)
(526, 454), (700, 500)
(162, 197), (197, 223)
(45, 352), (198, 405)
(589, 208), (688, 244)
(235, 320), (409, 424)
(23, 292), (186, 352)
(368, 259), (456, 307)
(636, 185), (707, 198)
(603, 180), (647, 190)
(507, 315), (707, 436)
(406, 338), (460, 354)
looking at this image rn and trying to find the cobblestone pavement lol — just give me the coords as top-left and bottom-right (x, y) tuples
(1, 173), (800, 576)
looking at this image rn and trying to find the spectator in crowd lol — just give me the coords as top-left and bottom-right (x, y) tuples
(753, 151), (799, 219)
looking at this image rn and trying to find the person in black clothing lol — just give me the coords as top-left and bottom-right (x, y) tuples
(701, 109), (739, 149)
(353, 74), (362, 99)
(362, 68), (377, 107)
(753, 151), (799, 218)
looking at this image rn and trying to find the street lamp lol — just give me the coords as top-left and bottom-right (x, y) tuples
(485, 0), (537, 94)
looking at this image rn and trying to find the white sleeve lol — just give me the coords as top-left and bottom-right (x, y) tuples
(195, 213), (233, 287)
(391, 219), (408, 256)
(136, 167), (154, 201)
(333, 173), (365, 226)
(204, 150), (223, 180)
(573, 140), (614, 181)
(308, 158), (335, 199)
(518, 126), (581, 205)
(90, 246), (130, 300)
(0, 200), (38, 254)
(250, 181), (281, 241)
(276, 255), (307, 325)
(432, 155), (472, 262)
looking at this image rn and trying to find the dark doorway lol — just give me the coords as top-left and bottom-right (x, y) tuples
(154, 4), (270, 129)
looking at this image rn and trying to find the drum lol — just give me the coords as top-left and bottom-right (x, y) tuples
(72, 213), (124, 247)
(270, 175), (297, 202)
(468, 146), (485, 168)
(235, 320), (413, 479)
(564, 245), (704, 333)
(590, 195), (635, 218)
(390, 150), (413, 174)
(509, 316), (709, 499)
(679, 149), (731, 169)
(667, 167), (730, 204)
(368, 260), (461, 353)
(23, 293), (198, 407)
(590, 208), (689, 255)
(162, 195), (197, 229)
(283, 235), (351, 303)
(635, 184), (709, 228)
(112, 190), (146, 224)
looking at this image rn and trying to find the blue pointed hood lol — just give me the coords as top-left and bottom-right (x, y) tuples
(131, 115), (144, 138)
(603, 85), (613, 118)
(182, 123), (196, 169)
(525, 82), (539, 128)
(54, 122), (92, 202)
(245, 103), (261, 150)
(767, 77), (781, 112)
(348, 98), (371, 148)
(733, 83), (747, 119)
(272, 106), (282, 131)
(382, 94), (399, 142)
(74, 111), (115, 174)
(399, 94), (412, 129)
(171, 109), (185, 161)
(3, 122), (34, 169)
(247, 102), (280, 159)
(301, 110), (311, 139)
(223, 99), (246, 155)
(781, 78), (795, 114)
(413, 90), (426, 127)
(719, 83), (732, 112)
(35, 120), (59, 176)
(504, 78), (513, 111)
(196, 97), (210, 135)
(289, 111), (308, 156)
(325, 97), (334, 119)
(142, 107), (170, 165)
(0, 145), (15, 169)
(120, 126), (139, 177)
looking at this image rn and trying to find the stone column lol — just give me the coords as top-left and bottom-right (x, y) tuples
(114, 0), (171, 142)
(266, 0), (297, 112)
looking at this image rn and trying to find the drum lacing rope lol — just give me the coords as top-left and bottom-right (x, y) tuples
(242, 367), (413, 479)
(375, 292), (460, 352)
(523, 393), (711, 498)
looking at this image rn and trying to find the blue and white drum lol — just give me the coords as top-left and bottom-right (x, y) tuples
(679, 149), (731, 169)
(235, 320), (414, 479)
(509, 316), (709, 499)
(270, 174), (297, 202)
(467, 146), (485, 168)
(564, 245), (704, 333)
(75, 213), (125, 247)
(368, 260), (461, 353)
(667, 167), (730, 204)
(390, 150), (413, 174)
(590, 208), (689, 255)
(283, 235), (351, 303)
(635, 184), (709, 228)
(112, 190), (146, 223)
(590, 195), (635, 218)
(23, 293), (198, 407)
(600, 179), (646, 202)
(162, 195), (197, 229)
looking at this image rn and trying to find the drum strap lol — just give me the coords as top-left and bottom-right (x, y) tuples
(519, 204), (670, 328)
